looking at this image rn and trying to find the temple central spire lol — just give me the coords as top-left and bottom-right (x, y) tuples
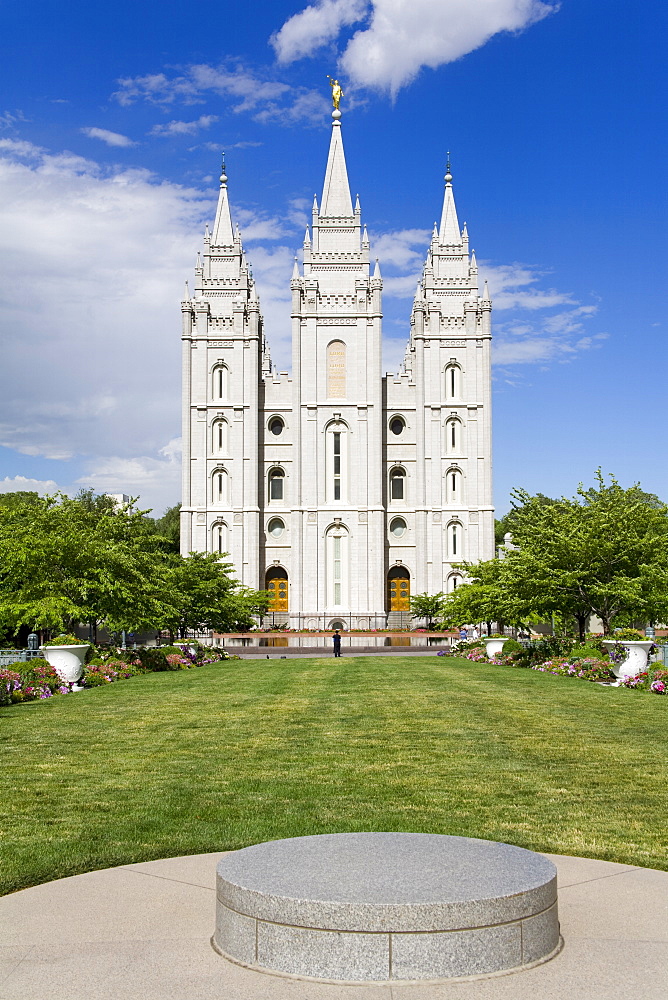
(320, 111), (353, 218)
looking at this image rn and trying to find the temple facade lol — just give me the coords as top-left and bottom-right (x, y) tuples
(180, 110), (494, 628)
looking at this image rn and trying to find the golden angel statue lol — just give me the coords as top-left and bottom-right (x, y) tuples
(327, 76), (344, 110)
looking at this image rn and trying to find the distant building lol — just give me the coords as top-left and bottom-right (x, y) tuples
(105, 493), (131, 506)
(180, 109), (494, 628)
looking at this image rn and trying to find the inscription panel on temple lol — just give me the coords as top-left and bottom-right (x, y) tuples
(327, 340), (347, 398)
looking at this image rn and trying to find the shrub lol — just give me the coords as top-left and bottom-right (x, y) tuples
(571, 643), (606, 661)
(609, 628), (647, 641)
(510, 637), (575, 669)
(502, 639), (522, 654)
(43, 634), (83, 646)
(133, 647), (172, 672)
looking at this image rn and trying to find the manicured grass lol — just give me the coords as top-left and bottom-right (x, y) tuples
(2, 656), (666, 895)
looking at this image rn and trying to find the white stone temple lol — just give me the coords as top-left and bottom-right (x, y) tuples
(180, 108), (494, 628)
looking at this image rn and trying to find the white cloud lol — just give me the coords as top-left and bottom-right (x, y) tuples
(272, 0), (368, 63)
(114, 64), (328, 126)
(0, 110), (29, 130)
(478, 262), (602, 365)
(362, 234), (604, 370)
(81, 127), (136, 147)
(371, 228), (430, 270)
(0, 139), (213, 510)
(150, 115), (219, 137)
(0, 475), (61, 495)
(273, 0), (557, 95)
(77, 439), (182, 513)
(0, 138), (308, 508)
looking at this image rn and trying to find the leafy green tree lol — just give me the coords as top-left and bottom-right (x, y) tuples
(458, 473), (668, 639)
(0, 491), (170, 637)
(440, 559), (530, 631)
(162, 553), (268, 636)
(507, 474), (668, 636)
(150, 503), (181, 554)
(409, 592), (446, 629)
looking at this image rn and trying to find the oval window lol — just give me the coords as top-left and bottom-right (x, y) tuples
(390, 417), (404, 436)
(269, 417), (283, 436)
(390, 517), (407, 538)
(268, 517), (285, 538)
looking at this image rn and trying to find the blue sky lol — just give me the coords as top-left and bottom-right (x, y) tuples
(0, 0), (665, 516)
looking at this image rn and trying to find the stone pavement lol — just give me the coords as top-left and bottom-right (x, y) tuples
(1, 851), (666, 999)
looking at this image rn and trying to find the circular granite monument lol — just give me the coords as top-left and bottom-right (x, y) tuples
(212, 832), (561, 982)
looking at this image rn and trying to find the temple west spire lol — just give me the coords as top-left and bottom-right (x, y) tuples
(212, 155), (234, 246)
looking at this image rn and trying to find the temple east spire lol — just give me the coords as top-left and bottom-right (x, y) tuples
(439, 155), (461, 246)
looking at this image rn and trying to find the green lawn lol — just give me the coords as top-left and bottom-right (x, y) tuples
(2, 656), (666, 895)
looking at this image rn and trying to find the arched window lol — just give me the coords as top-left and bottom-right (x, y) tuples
(447, 521), (463, 559)
(327, 340), (346, 398)
(389, 466), (406, 501)
(446, 468), (461, 504)
(268, 467), (285, 502)
(326, 422), (348, 502)
(448, 573), (462, 592)
(389, 415), (405, 436)
(212, 364), (229, 401)
(446, 418), (461, 455)
(212, 521), (228, 554)
(212, 418), (228, 455)
(445, 364), (461, 400)
(212, 468), (229, 504)
(268, 416), (284, 436)
(326, 524), (348, 608)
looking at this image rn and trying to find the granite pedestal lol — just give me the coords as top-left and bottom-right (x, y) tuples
(213, 832), (561, 982)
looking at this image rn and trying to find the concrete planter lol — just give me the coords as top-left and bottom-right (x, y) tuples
(484, 638), (505, 658)
(601, 640), (654, 681)
(40, 644), (89, 690)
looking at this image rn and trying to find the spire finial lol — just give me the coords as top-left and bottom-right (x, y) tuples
(220, 152), (227, 188)
(445, 151), (452, 185)
(327, 75), (343, 124)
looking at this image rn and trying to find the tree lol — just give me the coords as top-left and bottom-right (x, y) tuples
(440, 559), (531, 631)
(161, 553), (269, 636)
(466, 473), (668, 639)
(409, 592), (446, 629)
(0, 491), (170, 637)
(149, 503), (181, 555)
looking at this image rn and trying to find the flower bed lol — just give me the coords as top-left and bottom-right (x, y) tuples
(0, 643), (235, 707)
(0, 659), (69, 705)
(436, 642), (668, 692)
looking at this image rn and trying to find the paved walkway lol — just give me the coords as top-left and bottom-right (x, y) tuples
(1, 851), (666, 999)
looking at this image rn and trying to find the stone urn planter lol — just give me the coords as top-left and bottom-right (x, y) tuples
(484, 638), (506, 658)
(601, 640), (654, 682)
(40, 644), (89, 691)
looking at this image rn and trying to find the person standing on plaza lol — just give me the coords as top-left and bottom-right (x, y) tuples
(332, 630), (342, 657)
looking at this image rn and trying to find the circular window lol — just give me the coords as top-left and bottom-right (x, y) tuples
(269, 417), (284, 436)
(267, 517), (285, 538)
(390, 416), (404, 435)
(390, 517), (407, 538)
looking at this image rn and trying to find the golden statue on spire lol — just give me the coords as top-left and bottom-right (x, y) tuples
(327, 76), (344, 110)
